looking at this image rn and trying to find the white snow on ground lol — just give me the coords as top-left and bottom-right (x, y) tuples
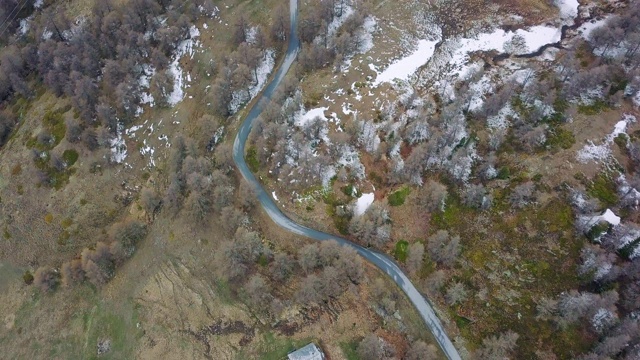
(338, 145), (366, 179)
(139, 140), (156, 167)
(272, 191), (279, 201)
(229, 49), (276, 113)
(296, 107), (328, 126)
(34, 0), (43, 8)
(372, 39), (439, 86)
(167, 26), (201, 107)
(18, 15), (32, 35)
(450, 27), (560, 72)
(601, 209), (621, 226)
(577, 114), (636, 163)
(354, 193), (374, 216)
(487, 104), (518, 129)
(137, 65), (156, 112)
(357, 17), (377, 54)
(110, 123), (127, 163)
(555, 0), (579, 21)
(328, 6), (355, 38)
(578, 16), (611, 39)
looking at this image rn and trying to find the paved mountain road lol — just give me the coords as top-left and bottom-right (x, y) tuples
(231, 1), (462, 359)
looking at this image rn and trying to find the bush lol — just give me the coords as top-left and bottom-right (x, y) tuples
(587, 174), (619, 207)
(33, 267), (59, 293)
(111, 220), (147, 251)
(394, 240), (409, 262)
(23, 271), (33, 285)
(388, 187), (410, 206)
(547, 127), (575, 150)
(62, 149), (79, 166)
(246, 146), (259, 172)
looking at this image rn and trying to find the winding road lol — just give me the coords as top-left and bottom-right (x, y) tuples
(232, 1), (461, 359)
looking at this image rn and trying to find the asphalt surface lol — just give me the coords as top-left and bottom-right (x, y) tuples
(232, 1), (462, 358)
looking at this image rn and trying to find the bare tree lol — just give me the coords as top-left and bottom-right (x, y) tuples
(296, 273), (324, 304)
(61, 259), (84, 287)
(140, 188), (162, 216)
(509, 181), (537, 208)
(416, 180), (448, 212)
(270, 252), (294, 282)
(474, 331), (520, 360)
(349, 204), (392, 249)
(357, 334), (386, 360)
(427, 230), (460, 267)
(298, 243), (320, 274)
(407, 242), (425, 275)
(34, 267), (59, 293)
(405, 340), (439, 360)
(445, 281), (468, 305)
(243, 274), (272, 312)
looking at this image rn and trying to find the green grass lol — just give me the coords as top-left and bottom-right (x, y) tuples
(388, 187), (410, 206)
(245, 146), (259, 172)
(253, 332), (312, 360)
(342, 183), (360, 198)
(497, 166), (511, 180)
(614, 133), (628, 149)
(394, 240), (409, 262)
(546, 126), (575, 150)
(339, 340), (360, 360)
(577, 100), (609, 115)
(587, 173), (619, 207)
(62, 149), (79, 166)
(586, 222), (611, 242)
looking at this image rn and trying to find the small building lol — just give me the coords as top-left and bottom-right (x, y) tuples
(287, 343), (325, 360)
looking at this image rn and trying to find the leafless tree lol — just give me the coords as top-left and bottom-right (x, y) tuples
(509, 181), (537, 208)
(445, 281), (468, 305)
(270, 253), (294, 282)
(358, 334), (395, 360)
(474, 331), (520, 360)
(34, 267), (59, 293)
(407, 242), (425, 275)
(428, 230), (460, 267)
(140, 188), (162, 216)
(243, 274), (272, 312)
(405, 340), (439, 360)
(296, 273), (324, 305)
(61, 259), (84, 287)
(416, 180), (447, 212)
(298, 243), (320, 274)
(349, 204), (391, 249)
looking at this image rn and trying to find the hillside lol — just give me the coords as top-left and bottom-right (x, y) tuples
(1, 0), (640, 359)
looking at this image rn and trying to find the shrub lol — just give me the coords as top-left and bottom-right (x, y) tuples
(111, 220), (147, 252)
(62, 149), (79, 166)
(394, 240), (409, 262)
(23, 271), (34, 285)
(33, 267), (59, 293)
(246, 146), (259, 172)
(587, 174), (619, 207)
(388, 187), (410, 206)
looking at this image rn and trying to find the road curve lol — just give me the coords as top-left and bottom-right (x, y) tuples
(232, 1), (461, 359)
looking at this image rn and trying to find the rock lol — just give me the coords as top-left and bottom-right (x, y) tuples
(97, 339), (111, 355)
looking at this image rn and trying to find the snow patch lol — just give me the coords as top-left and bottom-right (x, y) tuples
(109, 123), (127, 164)
(555, 0), (579, 22)
(577, 114), (636, 163)
(229, 49), (276, 113)
(167, 26), (201, 106)
(296, 107), (328, 127)
(354, 193), (374, 216)
(600, 209), (621, 226)
(372, 39), (439, 86)
(272, 191), (279, 201)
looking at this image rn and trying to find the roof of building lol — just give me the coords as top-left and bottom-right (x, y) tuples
(287, 343), (325, 360)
